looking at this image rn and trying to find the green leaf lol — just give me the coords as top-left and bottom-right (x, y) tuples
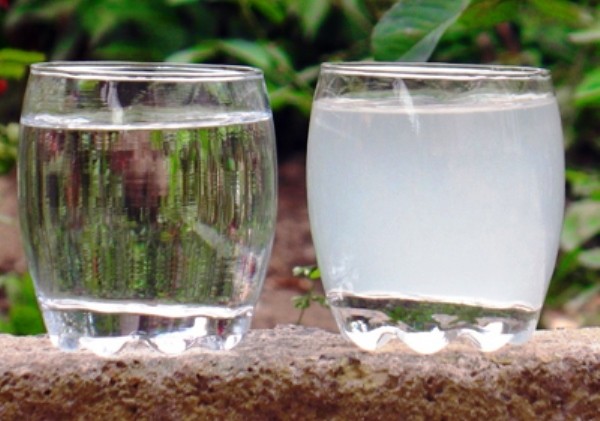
(5, 0), (80, 24)
(80, 8), (116, 44)
(552, 248), (582, 284)
(569, 26), (600, 44)
(251, 0), (287, 24)
(0, 48), (45, 64)
(220, 39), (274, 70)
(292, 295), (311, 310)
(311, 295), (328, 307)
(372, 0), (471, 61)
(0, 62), (27, 79)
(529, 0), (592, 28)
(166, 42), (219, 63)
(457, 0), (519, 29)
(292, 265), (321, 279)
(219, 40), (296, 86)
(0, 49), (45, 80)
(269, 86), (312, 116)
(18, 273), (38, 304)
(561, 200), (600, 251)
(574, 68), (600, 108)
(340, 0), (372, 35)
(294, 0), (332, 39)
(93, 42), (157, 61)
(566, 169), (600, 199)
(308, 267), (321, 280)
(9, 305), (45, 335)
(166, 0), (197, 4)
(295, 65), (320, 85)
(0, 318), (14, 334)
(578, 248), (600, 270)
(0, 273), (45, 335)
(81, 1), (163, 45)
(263, 43), (294, 74)
(0, 125), (16, 169)
(51, 30), (81, 61)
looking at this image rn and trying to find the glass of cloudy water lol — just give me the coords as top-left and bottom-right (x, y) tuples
(307, 63), (564, 354)
(18, 62), (277, 356)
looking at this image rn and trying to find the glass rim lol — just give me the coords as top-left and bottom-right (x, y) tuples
(320, 62), (550, 80)
(29, 61), (265, 82)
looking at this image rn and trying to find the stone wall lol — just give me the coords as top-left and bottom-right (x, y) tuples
(1, 326), (599, 420)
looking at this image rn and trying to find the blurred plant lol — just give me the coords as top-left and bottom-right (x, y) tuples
(3, 0), (388, 154)
(0, 48), (44, 173)
(0, 47), (44, 80)
(0, 273), (44, 335)
(0, 0), (599, 328)
(0, 122), (18, 174)
(0, 39), (46, 335)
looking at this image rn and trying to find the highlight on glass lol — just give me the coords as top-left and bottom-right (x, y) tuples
(307, 62), (565, 354)
(18, 62), (277, 356)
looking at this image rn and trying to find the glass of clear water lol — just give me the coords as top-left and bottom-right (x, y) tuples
(18, 62), (277, 355)
(307, 62), (564, 354)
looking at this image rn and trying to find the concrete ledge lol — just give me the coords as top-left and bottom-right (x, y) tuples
(1, 326), (600, 420)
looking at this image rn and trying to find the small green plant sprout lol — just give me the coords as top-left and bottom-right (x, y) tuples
(291, 265), (328, 325)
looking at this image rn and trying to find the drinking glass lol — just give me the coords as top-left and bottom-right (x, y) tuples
(18, 62), (277, 355)
(307, 63), (564, 354)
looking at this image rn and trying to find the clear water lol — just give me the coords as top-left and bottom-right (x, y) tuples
(41, 298), (253, 355)
(19, 112), (277, 355)
(307, 96), (564, 353)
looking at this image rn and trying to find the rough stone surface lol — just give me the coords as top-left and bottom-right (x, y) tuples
(1, 327), (600, 420)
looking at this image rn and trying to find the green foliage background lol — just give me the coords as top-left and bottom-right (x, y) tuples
(1, 0), (600, 332)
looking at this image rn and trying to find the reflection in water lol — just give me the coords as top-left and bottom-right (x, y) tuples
(20, 115), (276, 307)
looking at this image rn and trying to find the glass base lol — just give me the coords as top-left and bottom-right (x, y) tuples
(41, 302), (253, 356)
(329, 293), (539, 354)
